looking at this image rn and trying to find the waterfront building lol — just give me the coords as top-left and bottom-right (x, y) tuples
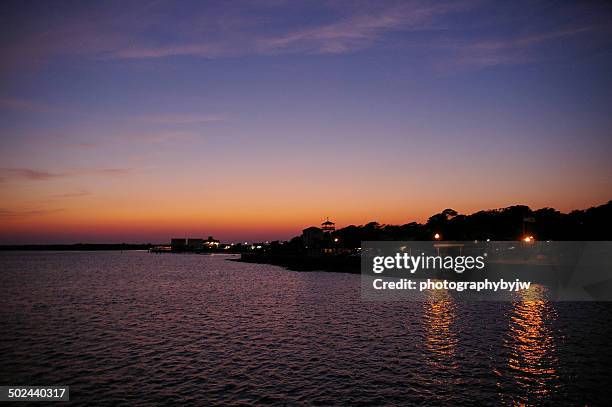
(187, 238), (204, 250)
(204, 236), (220, 248)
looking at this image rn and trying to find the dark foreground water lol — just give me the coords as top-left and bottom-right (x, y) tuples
(1, 251), (611, 406)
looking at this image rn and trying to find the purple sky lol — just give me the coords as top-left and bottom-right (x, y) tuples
(1, 0), (611, 243)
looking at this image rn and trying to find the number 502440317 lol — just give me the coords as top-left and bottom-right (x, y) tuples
(1, 386), (69, 401)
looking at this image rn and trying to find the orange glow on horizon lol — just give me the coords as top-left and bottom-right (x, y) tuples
(1, 167), (610, 243)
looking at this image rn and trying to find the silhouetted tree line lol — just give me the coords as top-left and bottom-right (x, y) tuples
(281, 201), (612, 251)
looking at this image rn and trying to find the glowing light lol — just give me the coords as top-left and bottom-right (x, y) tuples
(434, 233), (441, 240)
(333, 237), (339, 243)
(523, 236), (534, 243)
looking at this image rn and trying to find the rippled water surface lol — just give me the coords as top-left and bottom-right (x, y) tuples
(1, 251), (611, 405)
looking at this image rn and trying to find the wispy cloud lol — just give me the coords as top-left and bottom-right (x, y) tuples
(63, 142), (98, 149)
(256, 2), (468, 55)
(123, 130), (198, 143)
(112, 43), (228, 59)
(0, 168), (63, 181)
(431, 26), (599, 72)
(98, 0), (610, 72)
(0, 98), (54, 112)
(0, 208), (64, 218)
(0, 167), (132, 181)
(50, 189), (91, 199)
(136, 114), (225, 125)
(2, 0), (610, 72)
(513, 27), (594, 48)
(109, 1), (469, 59)
(80, 168), (131, 176)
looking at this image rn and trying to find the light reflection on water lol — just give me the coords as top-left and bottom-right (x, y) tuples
(0, 252), (610, 405)
(421, 288), (464, 398)
(424, 289), (458, 368)
(498, 286), (560, 406)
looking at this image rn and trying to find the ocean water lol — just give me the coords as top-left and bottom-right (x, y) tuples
(0, 251), (611, 405)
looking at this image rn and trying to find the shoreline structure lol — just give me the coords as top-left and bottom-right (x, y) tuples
(1, 201), (610, 275)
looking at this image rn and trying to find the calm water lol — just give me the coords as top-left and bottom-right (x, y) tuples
(1, 251), (611, 406)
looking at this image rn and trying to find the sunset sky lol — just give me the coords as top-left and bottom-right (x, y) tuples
(1, 0), (611, 243)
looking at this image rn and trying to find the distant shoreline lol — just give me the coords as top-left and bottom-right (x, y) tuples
(0, 244), (154, 251)
(234, 252), (360, 274)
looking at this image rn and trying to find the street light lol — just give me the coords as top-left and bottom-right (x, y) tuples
(434, 233), (441, 240)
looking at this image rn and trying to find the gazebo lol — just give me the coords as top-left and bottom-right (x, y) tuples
(321, 217), (335, 233)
